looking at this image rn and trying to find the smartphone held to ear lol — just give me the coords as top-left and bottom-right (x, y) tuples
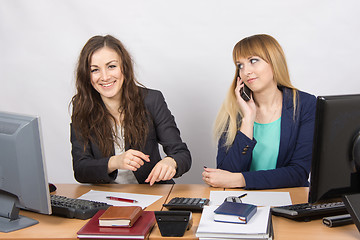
(240, 84), (251, 102)
(237, 64), (252, 101)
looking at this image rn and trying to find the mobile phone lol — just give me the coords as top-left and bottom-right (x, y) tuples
(237, 65), (251, 101)
(240, 84), (251, 102)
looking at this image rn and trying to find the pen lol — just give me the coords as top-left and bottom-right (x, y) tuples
(238, 193), (247, 199)
(106, 196), (138, 203)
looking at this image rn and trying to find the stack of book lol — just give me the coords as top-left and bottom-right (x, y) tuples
(77, 206), (156, 239)
(196, 204), (273, 240)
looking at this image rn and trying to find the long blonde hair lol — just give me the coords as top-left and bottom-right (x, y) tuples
(214, 34), (298, 148)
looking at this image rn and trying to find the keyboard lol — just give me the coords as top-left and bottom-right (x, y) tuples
(271, 201), (348, 221)
(163, 197), (209, 211)
(50, 194), (111, 219)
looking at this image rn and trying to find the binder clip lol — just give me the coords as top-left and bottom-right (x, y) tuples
(154, 211), (192, 237)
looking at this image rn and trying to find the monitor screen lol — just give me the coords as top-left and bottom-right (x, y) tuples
(0, 111), (51, 233)
(308, 94), (360, 203)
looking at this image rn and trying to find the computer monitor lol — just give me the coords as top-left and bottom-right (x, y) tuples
(0, 111), (51, 233)
(308, 94), (360, 204)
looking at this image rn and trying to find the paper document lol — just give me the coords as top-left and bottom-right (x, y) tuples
(78, 190), (162, 209)
(196, 205), (270, 238)
(209, 191), (291, 207)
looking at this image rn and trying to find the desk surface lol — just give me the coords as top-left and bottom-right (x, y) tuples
(1, 184), (172, 240)
(1, 184), (359, 240)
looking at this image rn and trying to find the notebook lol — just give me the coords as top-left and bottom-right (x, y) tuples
(214, 201), (257, 224)
(77, 210), (155, 239)
(98, 206), (143, 227)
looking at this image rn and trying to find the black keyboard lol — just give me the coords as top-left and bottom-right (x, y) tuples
(163, 197), (209, 211)
(271, 201), (348, 221)
(50, 195), (111, 220)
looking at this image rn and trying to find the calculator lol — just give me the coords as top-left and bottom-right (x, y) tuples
(163, 197), (210, 211)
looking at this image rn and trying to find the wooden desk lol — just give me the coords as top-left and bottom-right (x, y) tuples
(0, 184), (172, 240)
(1, 184), (359, 240)
(225, 187), (359, 240)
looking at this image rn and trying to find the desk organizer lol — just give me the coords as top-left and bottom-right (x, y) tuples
(154, 210), (192, 237)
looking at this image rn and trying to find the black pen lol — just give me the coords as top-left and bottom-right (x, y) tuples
(238, 193), (247, 198)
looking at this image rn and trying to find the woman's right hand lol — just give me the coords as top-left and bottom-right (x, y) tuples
(234, 77), (257, 139)
(107, 149), (150, 173)
(234, 77), (256, 122)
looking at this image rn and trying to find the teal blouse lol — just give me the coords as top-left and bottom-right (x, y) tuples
(250, 117), (281, 171)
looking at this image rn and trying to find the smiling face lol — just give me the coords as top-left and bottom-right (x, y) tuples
(90, 47), (124, 103)
(237, 56), (275, 93)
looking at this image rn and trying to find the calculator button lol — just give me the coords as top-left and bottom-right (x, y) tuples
(169, 198), (178, 204)
(163, 197), (209, 211)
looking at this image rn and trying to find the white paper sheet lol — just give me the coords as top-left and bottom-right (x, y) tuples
(196, 205), (270, 238)
(78, 190), (163, 209)
(209, 191), (292, 207)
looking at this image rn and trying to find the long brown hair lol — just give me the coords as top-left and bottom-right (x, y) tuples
(71, 35), (148, 156)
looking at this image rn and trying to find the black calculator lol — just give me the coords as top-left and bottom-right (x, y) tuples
(163, 197), (210, 211)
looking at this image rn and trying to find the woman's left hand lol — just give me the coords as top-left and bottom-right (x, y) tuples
(145, 157), (177, 186)
(202, 167), (245, 188)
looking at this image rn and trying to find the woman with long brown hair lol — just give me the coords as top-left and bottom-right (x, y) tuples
(71, 35), (191, 185)
(202, 34), (316, 189)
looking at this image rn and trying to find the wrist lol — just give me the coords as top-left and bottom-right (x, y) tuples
(165, 157), (177, 169)
(107, 156), (117, 173)
(239, 120), (254, 139)
(231, 173), (246, 188)
(241, 117), (255, 126)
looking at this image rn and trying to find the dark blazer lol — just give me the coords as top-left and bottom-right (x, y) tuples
(71, 88), (192, 184)
(217, 87), (316, 189)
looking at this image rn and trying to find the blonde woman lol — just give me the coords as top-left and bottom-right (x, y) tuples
(203, 34), (316, 189)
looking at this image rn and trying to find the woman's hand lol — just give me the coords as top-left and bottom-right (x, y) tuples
(235, 77), (256, 139)
(202, 167), (245, 188)
(234, 77), (256, 122)
(108, 149), (150, 173)
(145, 157), (177, 186)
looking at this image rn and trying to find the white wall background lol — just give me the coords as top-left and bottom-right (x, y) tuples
(1, 0), (359, 184)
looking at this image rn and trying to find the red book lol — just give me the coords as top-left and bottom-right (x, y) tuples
(77, 210), (155, 239)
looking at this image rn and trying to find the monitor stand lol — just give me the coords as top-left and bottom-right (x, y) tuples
(343, 193), (360, 232)
(353, 131), (360, 171)
(0, 191), (38, 233)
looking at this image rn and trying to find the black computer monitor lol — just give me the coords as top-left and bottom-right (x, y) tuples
(0, 111), (51, 233)
(308, 94), (360, 204)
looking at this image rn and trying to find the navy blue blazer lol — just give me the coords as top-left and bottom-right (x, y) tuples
(71, 88), (192, 184)
(217, 87), (316, 189)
